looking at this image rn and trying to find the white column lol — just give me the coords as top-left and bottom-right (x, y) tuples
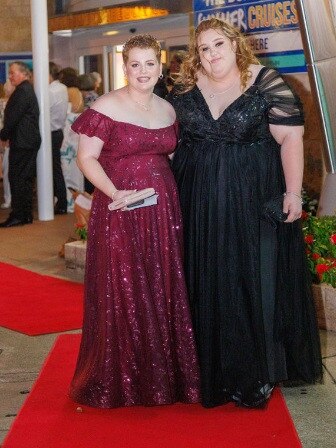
(30, 0), (54, 221)
(103, 46), (110, 94)
(78, 55), (85, 74)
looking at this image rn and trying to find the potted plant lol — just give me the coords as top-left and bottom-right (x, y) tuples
(303, 214), (336, 287)
(75, 223), (88, 241)
(302, 192), (336, 330)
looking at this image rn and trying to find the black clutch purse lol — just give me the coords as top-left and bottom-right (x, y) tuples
(261, 195), (288, 227)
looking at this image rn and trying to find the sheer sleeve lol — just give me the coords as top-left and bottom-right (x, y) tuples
(71, 109), (113, 143)
(257, 67), (304, 126)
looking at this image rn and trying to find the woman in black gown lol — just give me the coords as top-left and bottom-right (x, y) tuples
(168, 18), (322, 409)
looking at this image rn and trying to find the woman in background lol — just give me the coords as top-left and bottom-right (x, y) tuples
(78, 73), (99, 110)
(59, 67), (84, 114)
(0, 79), (14, 209)
(90, 71), (102, 96)
(58, 67), (84, 211)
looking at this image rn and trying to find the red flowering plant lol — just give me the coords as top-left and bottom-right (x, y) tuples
(75, 223), (88, 241)
(302, 212), (336, 287)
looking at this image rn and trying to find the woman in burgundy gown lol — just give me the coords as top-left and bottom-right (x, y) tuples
(69, 34), (200, 408)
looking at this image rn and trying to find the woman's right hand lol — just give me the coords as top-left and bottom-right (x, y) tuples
(110, 189), (137, 211)
(0, 140), (8, 151)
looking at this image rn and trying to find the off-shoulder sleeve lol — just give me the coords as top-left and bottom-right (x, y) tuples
(257, 67), (304, 126)
(71, 109), (113, 143)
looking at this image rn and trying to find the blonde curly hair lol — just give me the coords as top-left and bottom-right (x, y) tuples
(176, 18), (259, 93)
(122, 34), (161, 64)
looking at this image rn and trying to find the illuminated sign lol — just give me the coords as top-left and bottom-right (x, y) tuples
(193, 0), (299, 34)
(49, 6), (169, 32)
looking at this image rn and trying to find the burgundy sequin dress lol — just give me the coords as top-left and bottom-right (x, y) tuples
(70, 109), (200, 408)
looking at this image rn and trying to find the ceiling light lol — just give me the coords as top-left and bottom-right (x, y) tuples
(53, 29), (72, 37)
(103, 30), (119, 36)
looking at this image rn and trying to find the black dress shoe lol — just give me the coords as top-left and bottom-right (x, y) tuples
(54, 208), (67, 215)
(0, 217), (27, 228)
(235, 383), (275, 409)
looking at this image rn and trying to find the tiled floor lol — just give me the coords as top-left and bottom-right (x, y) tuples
(0, 203), (336, 447)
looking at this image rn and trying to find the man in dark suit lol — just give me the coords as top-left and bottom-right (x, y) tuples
(0, 61), (41, 227)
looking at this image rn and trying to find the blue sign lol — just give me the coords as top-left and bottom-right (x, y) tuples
(193, 0), (300, 34)
(194, 0), (252, 11)
(258, 50), (306, 74)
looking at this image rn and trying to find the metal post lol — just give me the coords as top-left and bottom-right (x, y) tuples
(30, 0), (54, 220)
(103, 45), (110, 94)
(296, 0), (336, 215)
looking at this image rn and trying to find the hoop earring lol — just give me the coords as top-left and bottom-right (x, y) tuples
(196, 61), (205, 75)
(159, 74), (163, 79)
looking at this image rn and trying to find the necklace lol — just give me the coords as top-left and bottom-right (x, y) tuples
(127, 89), (153, 111)
(208, 79), (239, 99)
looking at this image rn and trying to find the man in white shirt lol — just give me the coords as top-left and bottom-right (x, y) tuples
(49, 62), (68, 214)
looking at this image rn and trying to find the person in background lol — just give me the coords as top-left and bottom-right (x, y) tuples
(166, 50), (186, 92)
(69, 34), (200, 409)
(168, 18), (322, 409)
(58, 67), (84, 211)
(153, 68), (168, 98)
(49, 62), (68, 215)
(0, 83), (4, 180)
(78, 73), (99, 193)
(58, 67), (84, 114)
(78, 74), (99, 110)
(90, 71), (102, 95)
(0, 79), (14, 209)
(0, 61), (41, 227)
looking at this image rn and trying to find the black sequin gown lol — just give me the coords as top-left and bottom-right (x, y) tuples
(168, 67), (322, 408)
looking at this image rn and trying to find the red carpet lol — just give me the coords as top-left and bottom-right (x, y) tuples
(3, 334), (302, 448)
(0, 262), (83, 335)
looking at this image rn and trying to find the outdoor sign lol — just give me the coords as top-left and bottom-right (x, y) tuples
(193, 0), (306, 73)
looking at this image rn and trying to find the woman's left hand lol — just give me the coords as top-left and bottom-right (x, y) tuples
(269, 124), (304, 224)
(283, 193), (302, 223)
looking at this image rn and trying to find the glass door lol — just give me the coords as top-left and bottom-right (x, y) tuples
(78, 53), (104, 95)
(103, 44), (127, 94)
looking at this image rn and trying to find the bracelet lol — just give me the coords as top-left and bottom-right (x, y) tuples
(284, 191), (302, 199)
(111, 190), (118, 201)
(284, 191), (303, 204)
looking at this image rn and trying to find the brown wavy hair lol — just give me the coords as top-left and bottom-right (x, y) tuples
(176, 18), (259, 93)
